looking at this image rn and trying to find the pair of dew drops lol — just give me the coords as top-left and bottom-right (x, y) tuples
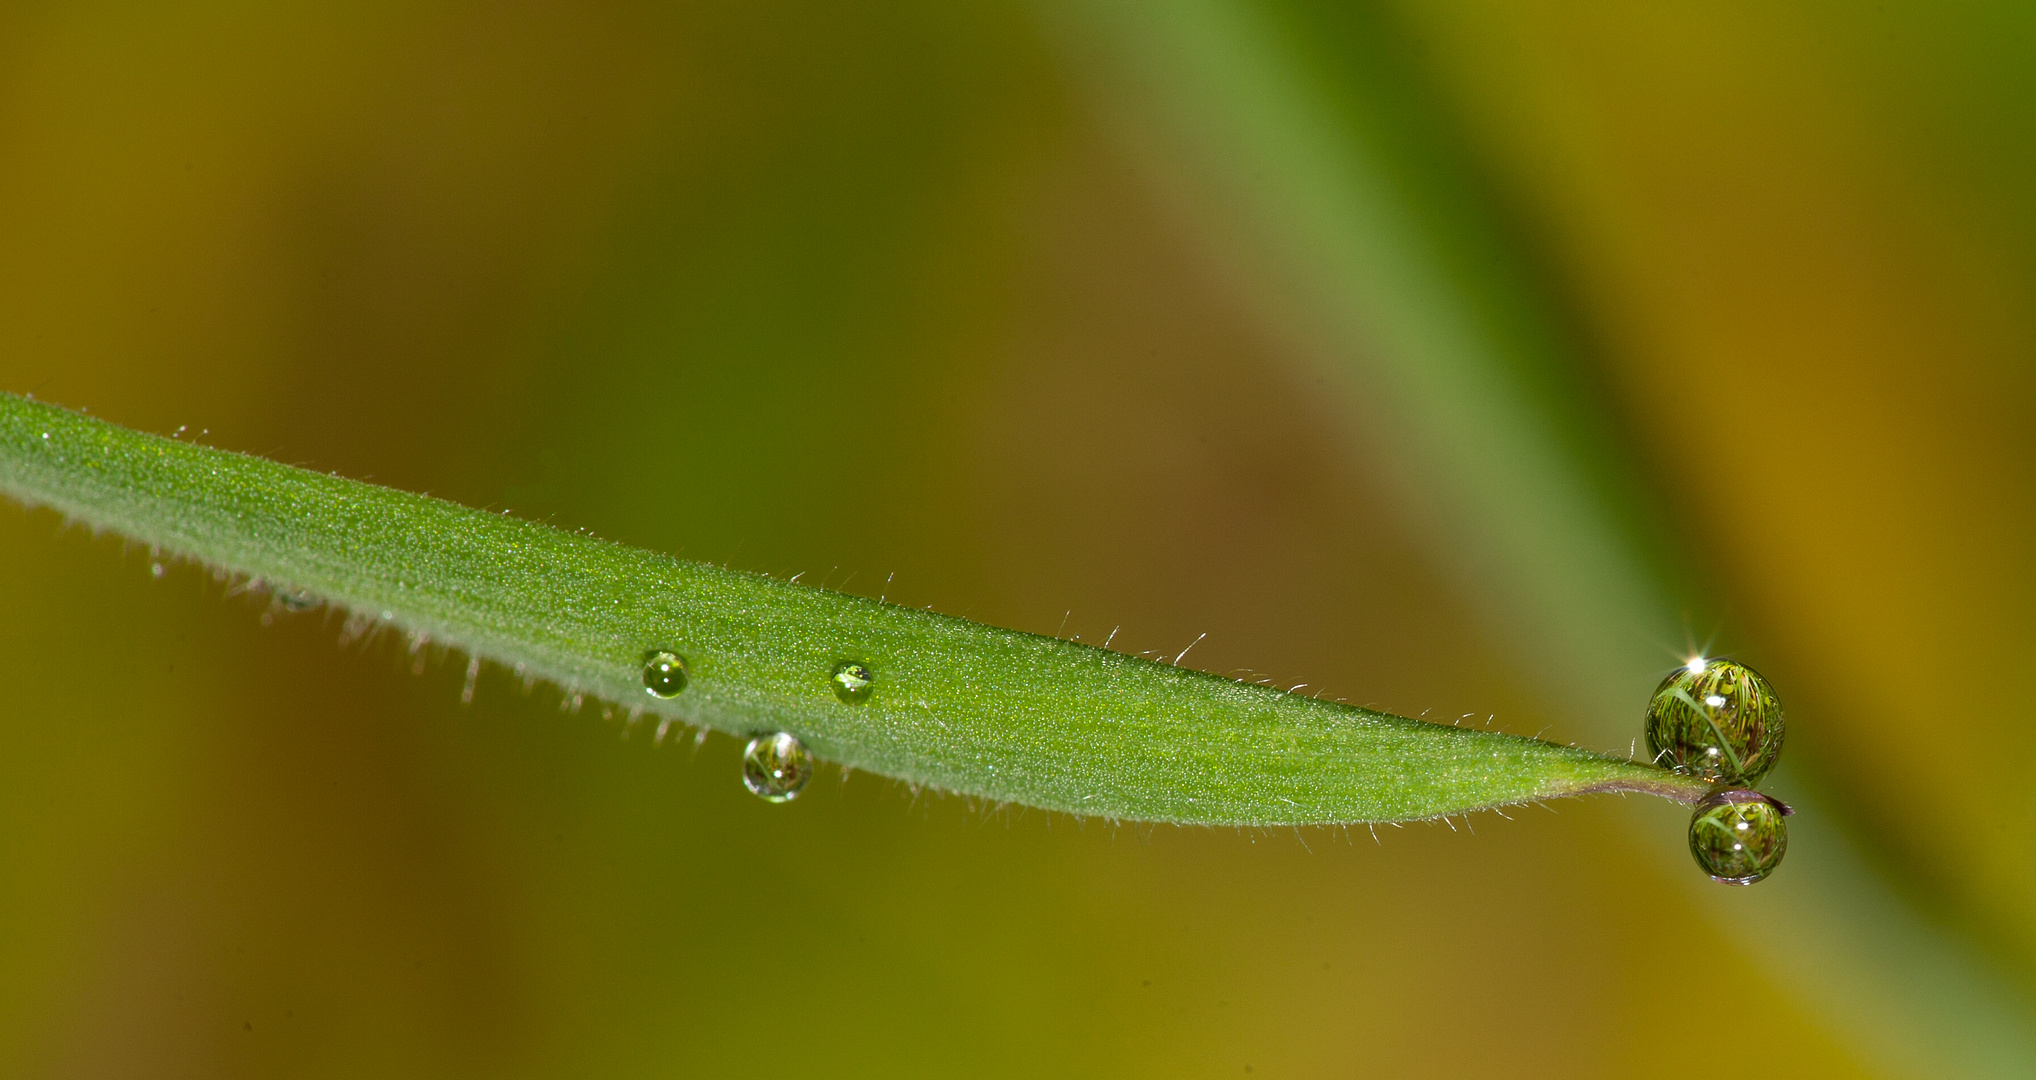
(639, 649), (874, 803)
(1645, 657), (1791, 885)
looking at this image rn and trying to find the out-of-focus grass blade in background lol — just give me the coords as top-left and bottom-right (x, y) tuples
(1038, 1), (2035, 1075)
(0, 1), (2029, 1077)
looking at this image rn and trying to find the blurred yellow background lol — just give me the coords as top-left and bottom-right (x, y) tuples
(0, 1), (2029, 1076)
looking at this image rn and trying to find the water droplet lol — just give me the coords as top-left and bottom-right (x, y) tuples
(831, 660), (874, 704)
(1644, 657), (1784, 785)
(1688, 790), (1790, 885)
(641, 650), (688, 698)
(742, 732), (813, 802)
(150, 562), (165, 578)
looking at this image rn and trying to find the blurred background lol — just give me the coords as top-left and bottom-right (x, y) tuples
(1, 1), (2032, 1076)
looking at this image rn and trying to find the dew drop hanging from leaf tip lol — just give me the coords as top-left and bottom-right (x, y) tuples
(1644, 657), (1784, 786)
(1688, 789), (1791, 885)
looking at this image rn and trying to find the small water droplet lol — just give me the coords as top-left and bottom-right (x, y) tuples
(150, 562), (165, 578)
(1644, 657), (1784, 785)
(1688, 790), (1789, 885)
(641, 650), (688, 698)
(831, 660), (874, 704)
(742, 732), (813, 802)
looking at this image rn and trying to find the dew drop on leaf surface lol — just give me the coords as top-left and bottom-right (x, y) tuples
(831, 660), (874, 705)
(641, 650), (688, 699)
(742, 732), (813, 802)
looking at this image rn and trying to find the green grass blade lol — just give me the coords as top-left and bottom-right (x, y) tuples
(0, 391), (1703, 825)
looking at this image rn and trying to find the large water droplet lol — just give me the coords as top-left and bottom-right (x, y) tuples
(742, 732), (813, 802)
(641, 650), (688, 699)
(1688, 790), (1790, 885)
(1644, 657), (1784, 785)
(831, 660), (874, 705)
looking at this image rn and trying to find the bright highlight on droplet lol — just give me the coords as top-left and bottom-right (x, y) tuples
(641, 649), (688, 699)
(742, 732), (813, 802)
(831, 660), (874, 704)
(1686, 656), (1708, 675)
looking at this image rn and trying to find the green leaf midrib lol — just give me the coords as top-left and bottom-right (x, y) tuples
(0, 392), (1703, 824)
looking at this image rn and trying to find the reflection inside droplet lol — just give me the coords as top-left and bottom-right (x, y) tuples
(1643, 657), (1785, 786)
(641, 650), (688, 698)
(742, 732), (814, 802)
(1688, 790), (1788, 885)
(831, 660), (874, 705)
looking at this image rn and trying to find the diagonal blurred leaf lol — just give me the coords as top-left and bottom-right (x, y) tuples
(1036, 0), (2036, 1074)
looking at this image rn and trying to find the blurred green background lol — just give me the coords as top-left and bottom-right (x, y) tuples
(1, 1), (2031, 1076)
